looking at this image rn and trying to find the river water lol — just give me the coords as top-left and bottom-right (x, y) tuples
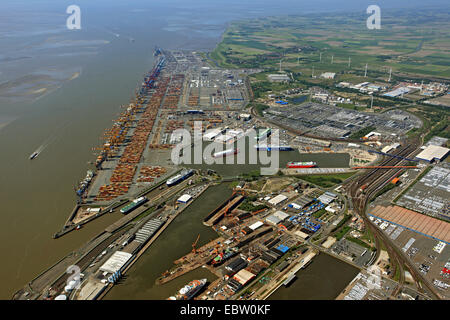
(0, 0), (264, 299)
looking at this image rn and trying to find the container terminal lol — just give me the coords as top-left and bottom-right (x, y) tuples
(13, 47), (447, 301)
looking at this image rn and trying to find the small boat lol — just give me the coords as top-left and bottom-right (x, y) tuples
(30, 152), (39, 160)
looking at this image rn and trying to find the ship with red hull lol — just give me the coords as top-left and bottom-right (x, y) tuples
(286, 161), (317, 168)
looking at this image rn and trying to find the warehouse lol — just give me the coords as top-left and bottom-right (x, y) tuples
(226, 279), (243, 292)
(225, 257), (248, 273)
(133, 218), (165, 244)
(383, 87), (410, 97)
(268, 74), (290, 82)
(265, 215), (281, 225)
(249, 221), (264, 231)
(273, 211), (290, 221)
(318, 192), (337, 205)
(381, 143), (400, 154)
(99, 251), (133, 274)
(320, 72), (336, 79)
(276, 261), (290, 272)
(177, 194), (192, 203)
(233, 269), (256, 286)
(415, 145), (449, 162)
(268, 194), (288, 206)
(294, 230), (310, 240)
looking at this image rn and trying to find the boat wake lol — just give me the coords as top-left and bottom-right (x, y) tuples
(30, 121), (70, 159)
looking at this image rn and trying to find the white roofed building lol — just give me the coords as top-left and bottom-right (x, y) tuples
(177, 194), (192, 203)
(416, 145), (449, 162)
(99, 251), (133, 274)
(268, 194), (288, 206)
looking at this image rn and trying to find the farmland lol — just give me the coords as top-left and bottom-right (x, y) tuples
(211, 8), (450, 79)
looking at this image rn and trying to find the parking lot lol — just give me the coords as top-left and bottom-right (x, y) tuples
(264, 103), (421, 139)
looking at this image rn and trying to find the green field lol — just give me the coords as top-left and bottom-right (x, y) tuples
(299, 173), (355, 188)
(211, 9), (450, 79)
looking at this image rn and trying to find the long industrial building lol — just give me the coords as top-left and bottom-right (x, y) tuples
(369, 205), (450, 244)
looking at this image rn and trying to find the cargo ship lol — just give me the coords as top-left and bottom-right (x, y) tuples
(213, 148), (238, 158)
(29, 152), (39, 160)
(75, 170), (95, 197)
(166, 169), (194, 187)
(168, 279), (207, 300)
(255, 145), (293, 151)
(120, 196), (148, 214)
(286, 161), (317, 168)
(154, 46), (162, 57)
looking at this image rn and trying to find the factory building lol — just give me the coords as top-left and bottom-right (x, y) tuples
(268, 194), (288, 206)
(99, 251), (134, 274)
(317, 192), (338, 205)
(381, 143), (400, 154)
(383, 87), (411, 97)
(233, 269), (256, 286)
(268, 74), (290, 82)
(265, 211), (290, 225)
(415, 145), (449, 162)
(177, 194), (192, 203)
(320, 72), (336, 79)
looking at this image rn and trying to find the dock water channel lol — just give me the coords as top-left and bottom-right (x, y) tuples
(268, 253), (359, 300)
(182, 138), (350, 177)
(105, 178), (358, 300)
(105, 183), (232, 299)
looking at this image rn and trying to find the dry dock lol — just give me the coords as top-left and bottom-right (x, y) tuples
(203, 193), (245, 226)
(156, 237), (224, 285)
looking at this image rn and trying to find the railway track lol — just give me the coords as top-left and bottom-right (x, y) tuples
(345, 141), (441, 299)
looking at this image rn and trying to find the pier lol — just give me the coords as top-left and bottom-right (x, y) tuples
(203, 193), (245, 227)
